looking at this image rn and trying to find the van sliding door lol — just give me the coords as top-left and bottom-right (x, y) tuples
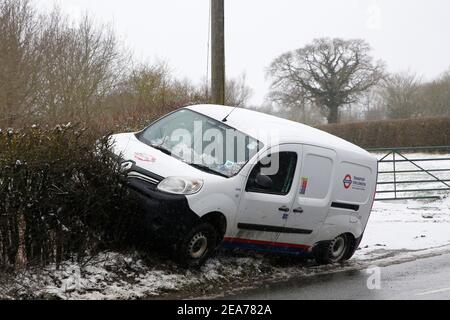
(278, 145), (336, 247)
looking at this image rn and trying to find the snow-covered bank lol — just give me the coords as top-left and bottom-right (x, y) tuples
(1, 197), (449, 300)
(0, 251), (276, 300)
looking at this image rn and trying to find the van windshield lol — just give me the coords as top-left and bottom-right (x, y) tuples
(137, 109), (263, 178)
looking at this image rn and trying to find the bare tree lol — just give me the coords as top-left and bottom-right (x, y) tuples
(267, 38), (385, 123)
(361, 86), (387, 121)
(381, 71), (422, 119)
(37, 12), (126, 121)
(0, 0), (254, 128)
(418, 70), (450, 117)
(0, 1), (127, 125)
(224, 74), (253, 107)
(197, 73), (253, 107)
(109, 61), (180, 115)
(0, 0), (42, 125)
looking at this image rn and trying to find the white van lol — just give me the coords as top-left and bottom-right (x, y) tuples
(111, 104), (378, 267)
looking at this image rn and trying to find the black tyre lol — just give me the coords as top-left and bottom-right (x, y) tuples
(343, 234), (361, 261)
(176, 222), (218, 268)
(313, 234), (351, 265)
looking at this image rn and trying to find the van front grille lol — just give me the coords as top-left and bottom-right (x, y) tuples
(127, 171), (161, 185)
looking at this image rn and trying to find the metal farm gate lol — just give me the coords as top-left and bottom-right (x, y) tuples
(368, 146), (450, 201)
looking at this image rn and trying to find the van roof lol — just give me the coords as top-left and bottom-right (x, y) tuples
(186, 104), (372, 158)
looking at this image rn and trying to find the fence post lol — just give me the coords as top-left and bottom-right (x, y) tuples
(393, 152), (397, 200)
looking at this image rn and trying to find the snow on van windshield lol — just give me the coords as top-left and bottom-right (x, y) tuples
(138, 109), (263, 177)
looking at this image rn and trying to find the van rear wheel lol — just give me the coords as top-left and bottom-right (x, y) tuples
(176, 222), (218, 268)
(313, 234), (351, 265)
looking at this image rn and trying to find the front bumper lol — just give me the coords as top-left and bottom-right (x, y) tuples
(123, 167), (201, 242)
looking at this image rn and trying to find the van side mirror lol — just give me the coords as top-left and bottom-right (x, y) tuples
(255, 173), (273, 190)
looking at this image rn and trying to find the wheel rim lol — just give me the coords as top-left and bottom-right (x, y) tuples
(188, 232), (208, 259)
(330, 235), (346, 261)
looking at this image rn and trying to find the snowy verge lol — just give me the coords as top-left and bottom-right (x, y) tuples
(355, 196), (450, 260)
(1, 197), (449, 300)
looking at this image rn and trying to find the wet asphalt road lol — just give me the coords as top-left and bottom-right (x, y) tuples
(223, 252), (450, 300)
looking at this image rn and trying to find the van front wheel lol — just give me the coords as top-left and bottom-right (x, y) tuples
(313, 234), (351, 265)
(176, 223), (218, 268)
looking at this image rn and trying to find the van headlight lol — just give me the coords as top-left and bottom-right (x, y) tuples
(157, 177), (204, 195)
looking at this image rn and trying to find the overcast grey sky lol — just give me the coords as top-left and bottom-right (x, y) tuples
(39, 0), (450, 106)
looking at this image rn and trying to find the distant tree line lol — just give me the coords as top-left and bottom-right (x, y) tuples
(0, 0), (251, 129)
(1, 0), (448, 128)
(265, 38), (450, 125)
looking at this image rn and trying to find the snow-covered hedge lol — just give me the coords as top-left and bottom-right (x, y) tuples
(0, 124), (144, 269)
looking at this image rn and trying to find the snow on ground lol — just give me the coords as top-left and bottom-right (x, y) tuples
(355, 197), (450, 260)
(1, 153), (449, 300)
(355, 152), (450, 258)
(3, 196), (448, 300)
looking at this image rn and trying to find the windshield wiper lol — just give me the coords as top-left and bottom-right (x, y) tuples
(186, 163), (228, 178)
(150, 144), (172, 156)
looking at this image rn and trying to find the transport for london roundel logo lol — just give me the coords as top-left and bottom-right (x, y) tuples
(343, 174), (353, 189)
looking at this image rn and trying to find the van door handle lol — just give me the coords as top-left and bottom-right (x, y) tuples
(293, 207), (304, 214)
(278, 206), (290, 212)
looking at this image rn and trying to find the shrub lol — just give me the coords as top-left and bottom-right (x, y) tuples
(0, 124), (143, 268)
(316, 117), (450, 149)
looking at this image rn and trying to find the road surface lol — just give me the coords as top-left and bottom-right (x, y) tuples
(222, 252), (450, 300)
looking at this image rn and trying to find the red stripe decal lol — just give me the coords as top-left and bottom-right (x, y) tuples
(224, 237), (311, 250)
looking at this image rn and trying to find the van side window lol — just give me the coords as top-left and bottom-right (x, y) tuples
(246, 152), (298, 195)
